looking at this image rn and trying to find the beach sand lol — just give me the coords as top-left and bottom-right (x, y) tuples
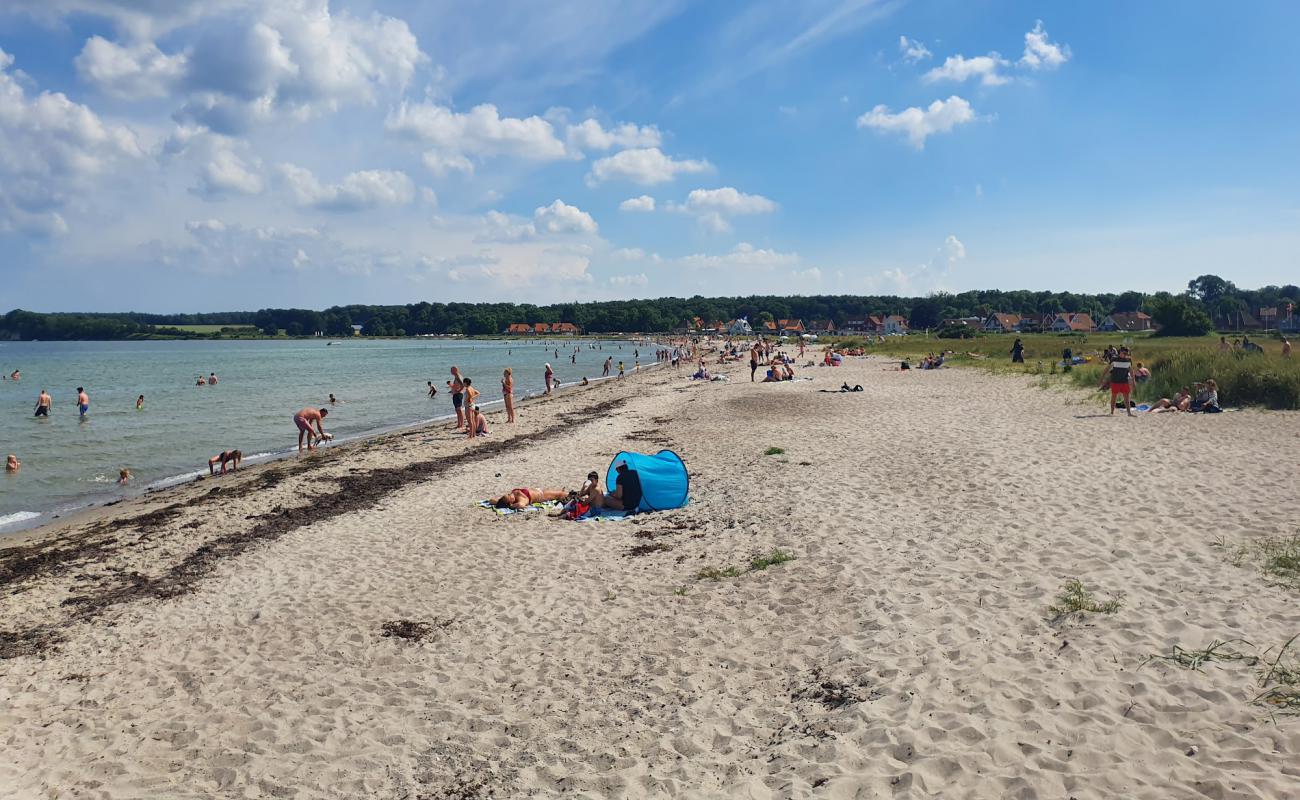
(2, 356), (1299, 798)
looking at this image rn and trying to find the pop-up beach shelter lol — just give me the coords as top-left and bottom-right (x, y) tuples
(605, 450), (689, 513)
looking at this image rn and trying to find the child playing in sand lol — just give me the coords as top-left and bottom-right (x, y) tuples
(208, 450), (243, 475)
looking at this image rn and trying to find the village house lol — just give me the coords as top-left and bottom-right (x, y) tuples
(1015, 314), (1050, 333)
(806, 319), (836, 335)
(1098, 312), (1155, 332)
(982, 313), (1021, 333)
(941, 317), (983, 331)
(1049, 313), (1096, 332)
(777, 319), (806, 336)
(727, 318), (753, 336)
(882, 315), (908, 335)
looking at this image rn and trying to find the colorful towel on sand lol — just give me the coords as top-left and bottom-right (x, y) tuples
(477, 500), (560, 516)
(573, 508), (636, 522)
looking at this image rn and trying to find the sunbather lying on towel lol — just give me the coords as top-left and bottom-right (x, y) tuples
(493, 487), (571, 510)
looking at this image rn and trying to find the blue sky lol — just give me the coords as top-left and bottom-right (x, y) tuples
(1, 0), (1297, 312)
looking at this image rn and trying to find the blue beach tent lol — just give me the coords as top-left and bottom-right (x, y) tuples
(605, 450), (689, 513)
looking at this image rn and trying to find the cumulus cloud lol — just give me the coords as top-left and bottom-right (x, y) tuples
(5, 0), (256, 39)
(619, 195), (656, 212)
(1020, 20), (1070, 70)
(477, 200), (598, 242)
(671, 186), (778, 233)
(679, 242), (800, 270)
(923, 54), (1009, 87)
(75, 36), (188, 99)
(533, 199), (598, 234)
(608, 273), (649, 288)
(0, 47), (142, 235)
(586, 147), (712, 186)
(157, 1), (425, 132)
(898, 35), (931, 63)
(388, 102), (566, 172)
(857, 96), (975, 149)
(197, 149), (264, 197)
(565, 119), (661, 153)
(871, 234), (966, 293)
(278, 163), (415, 210)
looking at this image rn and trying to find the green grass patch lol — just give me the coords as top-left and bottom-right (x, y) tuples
(1142, 639), (1258, 671)
(764, 446), (785, 456)
(1048, 578), (1124, 618)
(1144, 634), (1300, 718)
(1224, 534), (1300, 589)
(696, 548), (797, 582)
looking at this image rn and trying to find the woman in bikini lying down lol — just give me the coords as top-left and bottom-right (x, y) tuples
(494, 487), (571, 510)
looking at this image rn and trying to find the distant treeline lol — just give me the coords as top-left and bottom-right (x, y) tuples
(2, 274), (1295, 340)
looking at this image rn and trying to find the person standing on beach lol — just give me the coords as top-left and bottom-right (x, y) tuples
(34, 389), (52, 417)
(544, 363), (554, 396)
(750, 347), (759, 381)
(603, 357), (611, 377)
(463, 377), (480, 439)
(1104, 347), (1136, 417)
(1011, 338), (1025, 363)
(449, 367), (465, 429)
(293, 407), (329, 451)
(618, 361), (625, 379)
(502, 368), (516, 423)
(76, 387), (89, 419)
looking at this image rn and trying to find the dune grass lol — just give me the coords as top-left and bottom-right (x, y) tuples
(1048, 578), (1124, 619)
(837, 331), (1300, 409)
(696, 549), (796, 582)
(1144, 635), (1300, 718)
(1225, 534), (1300, 589)
(763, 446), (785, 456)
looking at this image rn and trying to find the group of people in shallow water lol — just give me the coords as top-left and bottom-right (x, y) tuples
(493, 459), (644, 515)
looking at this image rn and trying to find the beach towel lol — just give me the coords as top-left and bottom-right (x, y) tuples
(573, 507), (636, 522)
(477, 499), (560, 516)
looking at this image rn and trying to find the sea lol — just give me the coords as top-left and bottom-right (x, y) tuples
(0, 337), (643, 534)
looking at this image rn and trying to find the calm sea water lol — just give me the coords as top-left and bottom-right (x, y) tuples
(0, 338), (640, 532)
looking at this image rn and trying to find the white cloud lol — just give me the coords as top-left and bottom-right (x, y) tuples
(586, 147), (711, 186)
(197, 149), (264, 197)
(565, 119), (661, 153)
(898, 35), (931, 63)
(619, 195), (656, 212)
(942, 234), (966, 263)
(857, 96), (975, 149)
(4, 1), (255, 39)
(533, 199), (598, 234)
(792, 266), (822, 282)
(671, 186), (778, 233)
(477, 200), (598, 242)
(421, 151), (474, 176)
(75, 36), (188, 99)
(388, 102), (567, 171)
(679, 242), (800, 270)
(683, 187), (777, 215)
(869, 234), (966, 293)
(608, 273), (649, 288)
(1020, 20), (1070, 70)
(164, 1), (425, 133)
(0, 47), (142, 234)
(611, 247), (647, 260)
(923, 54), (1009, 87)
(278, 163), (415, 210)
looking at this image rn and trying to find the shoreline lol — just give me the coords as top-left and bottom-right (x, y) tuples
(0, 348), (668, 539)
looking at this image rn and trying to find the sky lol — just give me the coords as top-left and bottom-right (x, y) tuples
(0, 0), (1297, 312)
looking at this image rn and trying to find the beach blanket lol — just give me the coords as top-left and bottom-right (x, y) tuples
(477, 500), (561, 516)
(573, 508), (636, 522)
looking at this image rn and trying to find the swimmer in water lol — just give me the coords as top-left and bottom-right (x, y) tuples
(76, 387), (89, 418)
(208, 449), (243, 475)
(196, 375), (207, 386)
(6, 454), (19, 473)
(328, 393), (338, 405)
(34, 389), (52, 417)
(117, 469), (131, 485)
(136, 394), (145, 410)
(209, 373), (218, 385)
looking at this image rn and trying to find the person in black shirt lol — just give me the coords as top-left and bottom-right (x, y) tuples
(603, 461), (643, 512)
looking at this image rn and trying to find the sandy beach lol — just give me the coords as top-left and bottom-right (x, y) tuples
(2, 355), (1299, 799)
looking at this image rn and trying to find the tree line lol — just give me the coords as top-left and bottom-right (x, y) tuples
(2, 275), (1295, 340)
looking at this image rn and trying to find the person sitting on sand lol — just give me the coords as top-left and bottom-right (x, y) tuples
(1189, 379), (1222, 413)
(117, 469), (131, 485)
(208, 450), (243, 475)
(293, 407), (329, 451)
(1146, 387), (1186, 413)
(601, 460), (643, 512)
(493, 487), (570, 510)
(463, 377), (481, 439)
(581, 377), (589, 386)
(6, 454), (19, 473)
(469, 405), (489, 436)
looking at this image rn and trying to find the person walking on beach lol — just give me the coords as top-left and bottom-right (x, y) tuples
(602, 357), (611, 377)
(34, 389), (52, 417)
(293, 407), (329, 451)
(449, 367), (465, 429)
(502, 368), (516, 423)
(76, 387), (90, 419)
(1011, 338), (1025, 363)
(618, 361), (625, 379)
(1104, 346), (1136, 417)
(544, 363), (554, 396)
